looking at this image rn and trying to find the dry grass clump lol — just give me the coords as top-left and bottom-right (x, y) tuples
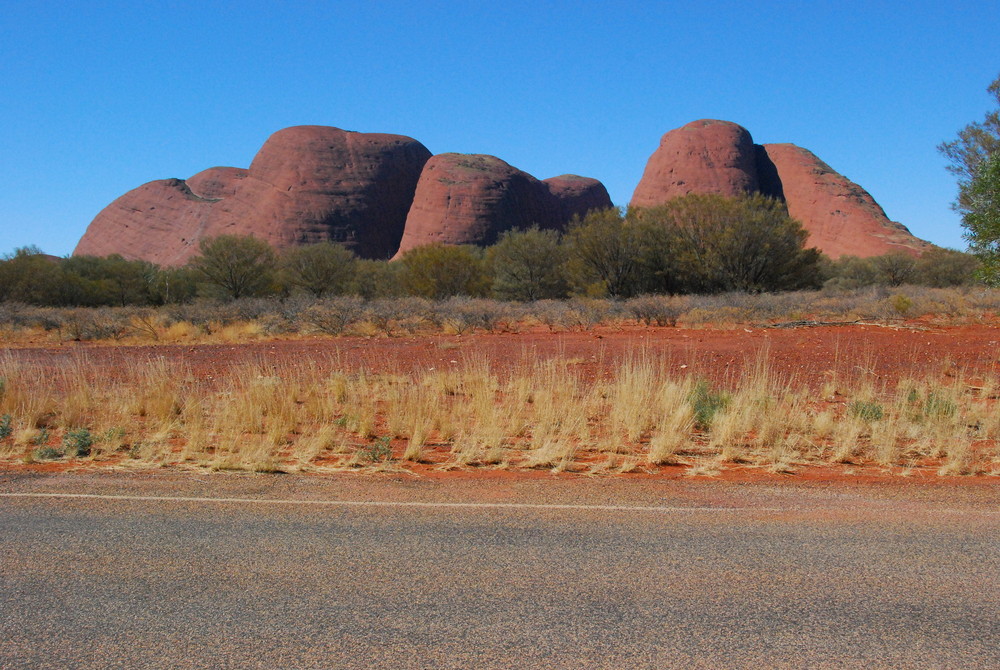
(1, 348), (999, 477)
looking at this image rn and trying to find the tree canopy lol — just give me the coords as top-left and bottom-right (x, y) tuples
(189, 235), (278, 299)
(938, 73), (1000, 211)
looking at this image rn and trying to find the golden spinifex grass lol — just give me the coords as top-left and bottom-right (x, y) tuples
(0, 351), (998, 476)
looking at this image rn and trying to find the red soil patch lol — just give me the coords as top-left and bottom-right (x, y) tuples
(6, 322), (1000, 388)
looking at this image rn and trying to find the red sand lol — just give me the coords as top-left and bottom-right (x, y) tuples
(6, 323), (1000, 388)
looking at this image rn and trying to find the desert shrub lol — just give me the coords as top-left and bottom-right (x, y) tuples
(364, 298), (430, 336)
(823, 256), (881, 290)
(165, 300), (249, 330)
(0, 247), (66, 305)
(252, 295), (315, 335)
(60, 308), (132, 341)
(188, 235), (278, 300)
(148, 266), (200, 305)
(280, 242), (357, 297)
(889, 294), (913, 316)
(63, 428), (94, 457)
(914, 247), (979, 287)
(352, 260), (405, 300)
(625, 294), (689, 326)
(398, 244), (490, 299)
(564, 209), (643, 298)
(487, 227), (569, 301)
(634, 194), (822, 294)
(302, 297), (366, 335)
(32, 446), (63, 461)
(62, 254), (160, 306)
(530, 299), (573, 331)
(873, 253), (917, 287)
(0, 414), (12, 439)
(689, 380), (730, 430)
(0, 302), (29, 337)
(431, 297), (512, 334)
(849, 400), (884, 422)
(361, 436), (393, 462)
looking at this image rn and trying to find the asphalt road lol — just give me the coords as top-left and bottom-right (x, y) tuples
(1, 472), (999, 669)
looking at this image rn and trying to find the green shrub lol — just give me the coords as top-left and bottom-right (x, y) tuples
(0, 414), (11, 439)
(890, 294), (913, 316)
(362, 436), (393, 462)
(923, 391), (957, 418)
(32, 446), (63, 460)
(689, 380), (730, 430)
(849, 400), (884, 422)
(63, 428), (94, 457)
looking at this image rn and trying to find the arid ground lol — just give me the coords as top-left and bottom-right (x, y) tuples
(3, 322), (1000, 479)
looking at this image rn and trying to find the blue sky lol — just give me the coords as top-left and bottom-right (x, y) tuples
(1, 1), (997, 257)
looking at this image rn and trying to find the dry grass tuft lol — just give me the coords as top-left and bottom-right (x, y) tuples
(1, 346), (998, 477)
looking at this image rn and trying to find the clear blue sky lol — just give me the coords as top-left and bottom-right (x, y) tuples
(1, 0), (997, 257)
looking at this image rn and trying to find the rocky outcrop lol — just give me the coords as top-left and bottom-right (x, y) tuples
(630, 120), (759, 207)
(395, 154), (571, 257)
(759, 144), (931, 258)
(630, 119), (930, 258)
(543, 175), (613, 221)
(77, 119), (927, 265)
(72, 178), (220, 266)
(75, 126), (432, 265)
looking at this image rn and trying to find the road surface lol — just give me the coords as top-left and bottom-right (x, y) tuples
(2, 471), (998, 668)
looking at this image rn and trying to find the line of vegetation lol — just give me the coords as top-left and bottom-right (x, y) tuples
(1, 284), (998, 344)
(1, 195), (979, 310)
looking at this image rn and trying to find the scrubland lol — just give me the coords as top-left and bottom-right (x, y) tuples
(1, 284), (999, 346)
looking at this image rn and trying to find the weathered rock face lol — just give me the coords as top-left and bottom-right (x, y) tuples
(543, 175), (613, 221)
(73, 178), (221, 266)
(394, 154), (563, 257)
(75, 126), (432, 265)
(630, 119), (759, 207)
(760, 144), (930, 258)
(186, 167), (248, 200)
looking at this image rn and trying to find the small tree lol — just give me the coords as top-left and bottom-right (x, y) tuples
(397, 244), (490, 299)
(564, 208), (642, 298)
(352, 259), (405, 299)
(188, 235), (278, 300)
(914, 247), (979, 287)
(634, 194), (820, 293)
(0, 247), (65, 305)
(873, 252), (917, 287)
(939, 74), (1000, 212)
(280, 242), (356, 297)
(487, 227), (569, 301)
(962, 153), (1000, 283)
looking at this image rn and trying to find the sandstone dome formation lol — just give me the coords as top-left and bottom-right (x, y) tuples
(75, 126), (432, 265)
(75, 120), (926, 265)
(758, 143), (932, 258)
(630, 120), (760, 207)
(630, 119), (929, 258)
(543, 175), (614, 222)
(393, 155), (612, 258)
